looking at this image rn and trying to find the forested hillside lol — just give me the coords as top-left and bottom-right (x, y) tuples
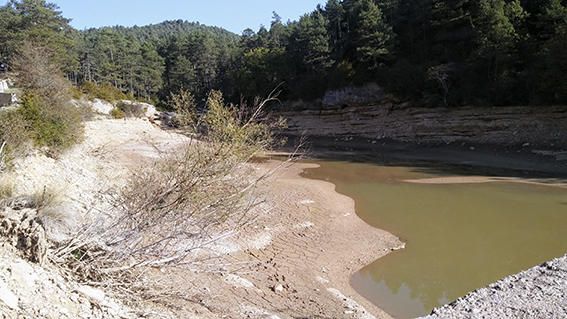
(1, 0), (566, 106)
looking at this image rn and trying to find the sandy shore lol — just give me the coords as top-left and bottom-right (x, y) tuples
(404, 175), (567, 189)
(256, 161), (404, 318)
(156, 160), (404, 318)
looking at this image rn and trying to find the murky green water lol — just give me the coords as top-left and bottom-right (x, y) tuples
(304, 161), (567, 319)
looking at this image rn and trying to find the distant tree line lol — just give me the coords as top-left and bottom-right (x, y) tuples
(1, 0), (566, 107)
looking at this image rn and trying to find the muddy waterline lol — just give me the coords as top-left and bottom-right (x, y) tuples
(303, 161), (567, 319)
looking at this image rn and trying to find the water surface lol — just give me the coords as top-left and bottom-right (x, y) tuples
(304, 161), (567, 318)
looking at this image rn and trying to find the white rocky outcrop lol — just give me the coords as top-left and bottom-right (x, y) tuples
(119, 100), (157, 118)
(322, 83), (385, 107)
(91, 98), (115, 115)
(0, 79), (9, 93)
(0, 249), (138, 318)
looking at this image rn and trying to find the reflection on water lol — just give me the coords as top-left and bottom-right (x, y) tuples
(304, 161), (567, 319)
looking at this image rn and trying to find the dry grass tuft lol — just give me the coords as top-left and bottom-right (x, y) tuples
(0, 177), (14, 201)
(31, 186), (62, 212)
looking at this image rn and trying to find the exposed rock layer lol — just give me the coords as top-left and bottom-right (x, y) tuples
(279, 104), (567, 148)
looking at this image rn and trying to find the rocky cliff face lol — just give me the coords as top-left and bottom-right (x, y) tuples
(279, 103), (567, 148)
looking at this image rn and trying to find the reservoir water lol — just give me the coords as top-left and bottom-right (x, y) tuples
(303, 161), (567, 318)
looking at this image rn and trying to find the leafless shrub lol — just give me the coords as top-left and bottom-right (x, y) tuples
(51, 90), (295, 300)
(10, 42), (84, 154)
(108, 142), (258, 266)
(31, 186), (62, 212)
(12, 42), (71, 107)
(427, 63), (456, 107)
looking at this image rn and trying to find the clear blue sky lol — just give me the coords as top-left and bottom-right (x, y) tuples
(1, 0), (325, 33)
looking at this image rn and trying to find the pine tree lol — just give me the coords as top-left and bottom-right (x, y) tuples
(136, 43), (165, 100)
(294, 12), (334, 72)
(429, 0), (475, 61)
(0, 0), (76, 70)
(474, 0), (526, 76)
(352, 0), (396, 69)
(268, 12), (290, 49)
(324, 0), (347, 60)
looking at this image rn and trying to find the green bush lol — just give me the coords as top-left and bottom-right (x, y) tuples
(79, 82), (132, 102)
(5, 43), (85, 157)
(110, 108), (126, 119)
(0, 109), (31, 157)
(19, 93), (84, 153)
(70, 86), (83, 100)
(169, 89), (197, 129)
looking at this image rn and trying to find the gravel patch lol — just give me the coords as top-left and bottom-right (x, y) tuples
(422, 255), (567, 319)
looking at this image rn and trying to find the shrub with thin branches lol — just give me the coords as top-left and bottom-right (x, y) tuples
(52, 90), (290, 298)
(12, 42), (72, 108)
(200, 90), (285, 160)
(169, 89), (197, 129)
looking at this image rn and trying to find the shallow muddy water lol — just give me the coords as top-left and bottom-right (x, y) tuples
(303, 161), (567, 318)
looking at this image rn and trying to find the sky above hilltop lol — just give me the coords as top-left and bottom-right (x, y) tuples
(0, 0), (326, 33)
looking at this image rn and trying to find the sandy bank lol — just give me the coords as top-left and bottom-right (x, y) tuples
(256, 161), (405, 318)
(156, 160), (404, 318)
(404, 176), (567, 189)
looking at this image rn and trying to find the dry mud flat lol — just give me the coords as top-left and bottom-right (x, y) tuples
(423, 255), (567, 319)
